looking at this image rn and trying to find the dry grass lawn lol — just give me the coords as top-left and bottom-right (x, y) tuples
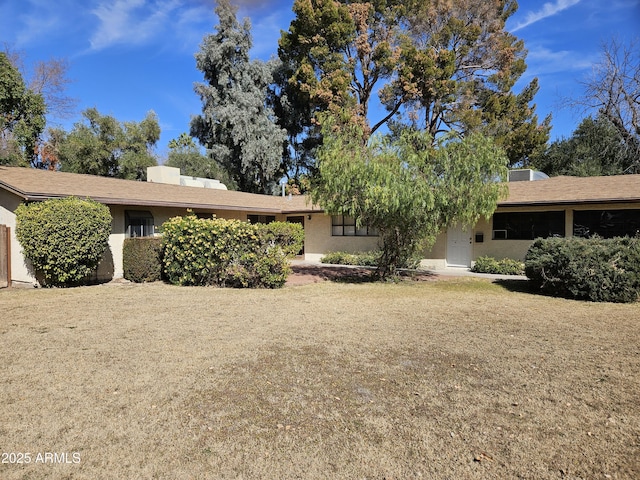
(0, 276), (639, 479)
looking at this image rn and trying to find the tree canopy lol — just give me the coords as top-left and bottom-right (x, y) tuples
(190, 0), (286, 194)
(57, 108), (159, 180)
(532, 114), (636, 177)
(0, 52), (46, 166)
(278, 0), (550, 170)
(311, 114), (508, 278)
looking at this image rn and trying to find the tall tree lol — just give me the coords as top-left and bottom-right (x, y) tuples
(532, 114), (635, 177)
(311, 113), (508, 278)
(0, 52), (46, 166)
(572, 38), (640, 171)
(278, 0), (549, 168)
(165, 133), (236, 189)
(3, 44), (77, 123)
(57, 108), (159, 180)
(190, 0), (286, 194)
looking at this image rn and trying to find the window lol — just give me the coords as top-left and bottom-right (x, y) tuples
(247, 214), (276, 224)
(125, 210), (154, 237)
(573, 209), (640, 238)
(331, 215), (378, 236)
(492, 211), (565, 240)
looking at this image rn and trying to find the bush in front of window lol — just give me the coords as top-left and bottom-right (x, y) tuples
(161, 214), (297, 288)
(321, 251), (380, 266)
(15, 197), (112, 287)
(525, 236), (640, 303)
(320, 251), (420, 269)
(123, 237), (163, 283)
(471, 256), (525, 275)
(256, 221), (304, 257)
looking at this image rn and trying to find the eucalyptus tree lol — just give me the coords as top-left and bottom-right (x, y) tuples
(190, 0), (286, 194)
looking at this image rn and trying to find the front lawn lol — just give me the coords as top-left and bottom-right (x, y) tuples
(1, 279), (638, 478)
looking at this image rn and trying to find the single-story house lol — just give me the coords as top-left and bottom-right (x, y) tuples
(1, 165), (640, 286)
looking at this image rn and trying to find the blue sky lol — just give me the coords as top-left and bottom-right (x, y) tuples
(2, 0), (639, 159)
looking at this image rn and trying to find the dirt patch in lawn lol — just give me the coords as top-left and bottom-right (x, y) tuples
(287, 263), (437, 285)
(0, 280), (638, 479)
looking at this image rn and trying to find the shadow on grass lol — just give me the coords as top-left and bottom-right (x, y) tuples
(289, 265), (438, 285)
(494, 278), (543, 296)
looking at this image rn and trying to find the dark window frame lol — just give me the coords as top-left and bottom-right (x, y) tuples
(125, 210), (154, 238)
(331, 215), (378, 237)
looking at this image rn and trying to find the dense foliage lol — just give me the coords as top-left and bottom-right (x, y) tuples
(312, 118), (508, 278)
(123, 237), (163, 283)
(525, 236), (640, 303)
(56, 108), (159, 180)
(532, 114), (636, 176)
(190, 0), (286, 194)
(276, 0), (550, 170)
(471, 256), (524, 275)
(0, 52), (46, 166)
(254, 221), (305, 257)
(161, 215), (303, 288)
(15, 197), (112, 287)
(321, 251), (381, 267)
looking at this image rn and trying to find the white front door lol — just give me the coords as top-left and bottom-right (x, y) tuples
(446, 224), (472, 267)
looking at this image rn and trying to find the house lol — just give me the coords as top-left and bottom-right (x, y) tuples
(1, 165), (640, 286)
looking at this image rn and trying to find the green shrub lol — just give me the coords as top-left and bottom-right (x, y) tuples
(123, 237), (163, 283)
(321, 250), (420, 269)
(525, 236), (640, 303)
(471, 256), (525, 275)
(256, 221), (304, 257)
(321, 251), (380, 266)
(15, 197), (112, 287)
(161, 215), (295, 288)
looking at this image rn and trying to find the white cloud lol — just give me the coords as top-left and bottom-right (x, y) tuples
(511, 0), (582, 32)
(524, 45), (596, 77)
(89, 0), (186, 51)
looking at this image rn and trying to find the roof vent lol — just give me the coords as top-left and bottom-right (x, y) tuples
(508, 169), (549, 182)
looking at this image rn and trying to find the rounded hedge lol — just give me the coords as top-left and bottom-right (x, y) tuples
(123, 237), (163, 283)
(15, 197), (112, 286)
(525, 236), (640, 303)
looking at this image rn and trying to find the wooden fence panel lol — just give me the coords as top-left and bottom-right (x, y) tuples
(0, 225), (9, 288)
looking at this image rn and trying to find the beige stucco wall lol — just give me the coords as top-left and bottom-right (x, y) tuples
(303, 213), (380, 262)
(0, 189), (34, 285)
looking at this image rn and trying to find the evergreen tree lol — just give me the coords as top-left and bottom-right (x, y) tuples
(190, 0), (286, 194)
(0, 52), (46, 166)
(532, 114), (635, 177)
(57, 108), (159, 180)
